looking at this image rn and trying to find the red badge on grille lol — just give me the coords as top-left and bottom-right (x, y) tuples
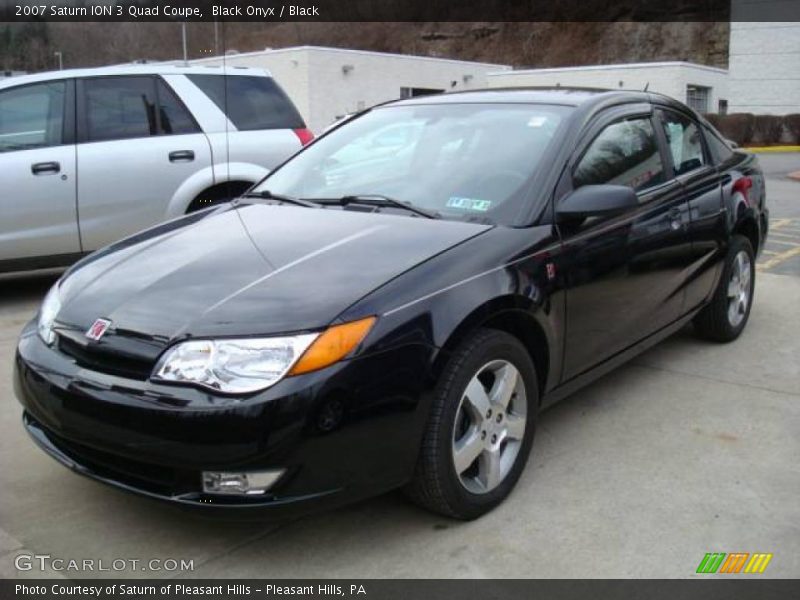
(86, 318), (111, 341)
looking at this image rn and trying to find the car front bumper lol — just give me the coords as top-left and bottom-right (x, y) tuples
(14, 320), (437, 515)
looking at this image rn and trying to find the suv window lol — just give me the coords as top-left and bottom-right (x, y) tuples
(659, 110), (706, 175)
(0, 81), (65, 153)
(156, 80), (199, 134)
(85, 76), (157, 142)
(574, 117), (665, 192)
(187, 74), (305, 131)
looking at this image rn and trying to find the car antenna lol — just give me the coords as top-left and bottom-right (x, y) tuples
(643, 82), (649, 92)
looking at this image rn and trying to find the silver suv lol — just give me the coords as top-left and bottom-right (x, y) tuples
(0, 64), (312, 272)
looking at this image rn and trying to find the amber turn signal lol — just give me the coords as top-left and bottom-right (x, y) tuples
(289, 316), (376, 376)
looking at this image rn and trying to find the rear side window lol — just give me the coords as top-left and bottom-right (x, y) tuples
(156, 80), (200, 134)
(85, 77), (157, 142)
(187, 74), (304, 130)
(703, 125), (735, 164)
(659, 110), (706, 175)
(574, 117), (665, 192)
(0, 81), (65, 152)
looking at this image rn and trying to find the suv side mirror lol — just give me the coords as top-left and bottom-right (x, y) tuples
(556, 185), (638, 221)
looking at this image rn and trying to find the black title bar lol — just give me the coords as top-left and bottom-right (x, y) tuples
(5, 0), (797, 23)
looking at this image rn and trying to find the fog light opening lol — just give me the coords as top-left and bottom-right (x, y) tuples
(202, 469), (285, 496)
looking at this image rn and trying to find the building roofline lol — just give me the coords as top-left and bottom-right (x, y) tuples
(487, 61), (729, 77)
(190, 45), (512, 69)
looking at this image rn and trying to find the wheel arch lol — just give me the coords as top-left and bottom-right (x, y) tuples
(433, 296), (552, 401)
(733, 211), (760, 255)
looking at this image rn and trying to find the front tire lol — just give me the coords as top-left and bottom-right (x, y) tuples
(694, 234), (755, 342)
(404, 329), (538, 520)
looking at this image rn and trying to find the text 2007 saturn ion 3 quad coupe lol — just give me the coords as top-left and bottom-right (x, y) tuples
(15, 89), (767, 519)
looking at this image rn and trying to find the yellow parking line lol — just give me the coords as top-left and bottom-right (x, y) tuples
(760, 250), (779, 256)
(771, 218), (793, 230)
(758, 245), (800, 270)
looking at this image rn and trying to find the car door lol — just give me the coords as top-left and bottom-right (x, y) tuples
(656, 107), (725, 312)
(555, 106), (693, 380)
(76, 75), (213, 251)
(0, 79), (80, 264)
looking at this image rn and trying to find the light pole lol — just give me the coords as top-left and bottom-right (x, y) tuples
(54, 51), (63, 70)
(181, 22), (188, 64)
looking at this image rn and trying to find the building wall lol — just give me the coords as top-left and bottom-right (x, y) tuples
(728, 19), (800, 115)
(486, 62), (729, 114)
(192, 46), (509, 132)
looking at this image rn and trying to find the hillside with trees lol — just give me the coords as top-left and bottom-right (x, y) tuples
(1, 21), (729, 73)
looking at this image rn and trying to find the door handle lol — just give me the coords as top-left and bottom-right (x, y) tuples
(169, 150), (194, 162)
(31, 161), (60, 175)
(667, 206), (684, 231)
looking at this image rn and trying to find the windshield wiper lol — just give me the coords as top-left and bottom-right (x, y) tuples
(320, 194), (440, 219)
(241, 190), (320, 209)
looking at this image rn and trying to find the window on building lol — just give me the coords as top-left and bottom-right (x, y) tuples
(685, 85), (710, 114)
(0, 81), (65, 152)
(399, 87), (443, 99)
(573, 117), (665, 193)
(718, 99), (728, 115)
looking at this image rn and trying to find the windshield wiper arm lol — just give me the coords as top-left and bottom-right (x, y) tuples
(333, 194), (440, 219)
(241, 190), (320, 209)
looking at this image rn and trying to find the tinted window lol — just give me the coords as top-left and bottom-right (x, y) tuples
(187, 74), (304, 130)
(85, 77), (157, 142)
(660, 111), (706, 175)
(574, 117), (665, 192)
(703, 125), (735, 164)
(0, 81), (65, 152)
(157, 80), (199, 134)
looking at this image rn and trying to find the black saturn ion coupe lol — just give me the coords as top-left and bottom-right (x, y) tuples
(15, 88), (767, 519)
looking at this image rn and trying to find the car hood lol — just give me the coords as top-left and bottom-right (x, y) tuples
(55, 203), (491, 360)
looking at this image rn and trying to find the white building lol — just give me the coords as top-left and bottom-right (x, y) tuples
(486, 62), (730, 114)
(190, 46), (510, 133)
(728, 19), (800, 114)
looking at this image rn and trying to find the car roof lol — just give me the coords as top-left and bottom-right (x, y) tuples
(0, 63), (272, 89)
(388, 86), (675, 109)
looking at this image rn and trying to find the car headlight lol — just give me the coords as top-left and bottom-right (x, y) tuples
(152, 316), (375, 394)
(37, 283), (62, 345)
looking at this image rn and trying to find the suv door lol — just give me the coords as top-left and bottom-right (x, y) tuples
(555, 107), (693, 380)
(76, 75), (213, 251)
(656, 107), (725, 311)
(0, 79), (79, 265)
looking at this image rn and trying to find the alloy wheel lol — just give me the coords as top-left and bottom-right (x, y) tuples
(727, 250), (752, 328)
(452, 359), (527, 494)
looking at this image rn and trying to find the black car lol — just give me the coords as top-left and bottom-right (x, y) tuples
(14, 88), (768, 519)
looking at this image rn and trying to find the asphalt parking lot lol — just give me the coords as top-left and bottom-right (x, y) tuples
(1, 154), (798, 579)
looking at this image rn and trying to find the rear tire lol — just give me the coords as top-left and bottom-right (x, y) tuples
(403, 328), (538, 520)
(693, 234), (755, 342)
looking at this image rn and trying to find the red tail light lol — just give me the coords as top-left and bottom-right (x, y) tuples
(733, 176), (753, 204)
(293, 128), (314, 146)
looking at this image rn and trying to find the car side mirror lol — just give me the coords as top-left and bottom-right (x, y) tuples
(556, 184), (638, 221)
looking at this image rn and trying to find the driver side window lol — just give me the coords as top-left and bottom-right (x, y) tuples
(573, 116), (665, 193)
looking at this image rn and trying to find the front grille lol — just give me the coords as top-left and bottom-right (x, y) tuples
(29, 414), (196, 495)
(58, 335), (154, 380)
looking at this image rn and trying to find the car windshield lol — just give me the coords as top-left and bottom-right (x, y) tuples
(254, 103), (571, 225)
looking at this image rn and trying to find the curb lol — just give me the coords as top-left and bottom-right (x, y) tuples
(745, 145), (800, 153)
